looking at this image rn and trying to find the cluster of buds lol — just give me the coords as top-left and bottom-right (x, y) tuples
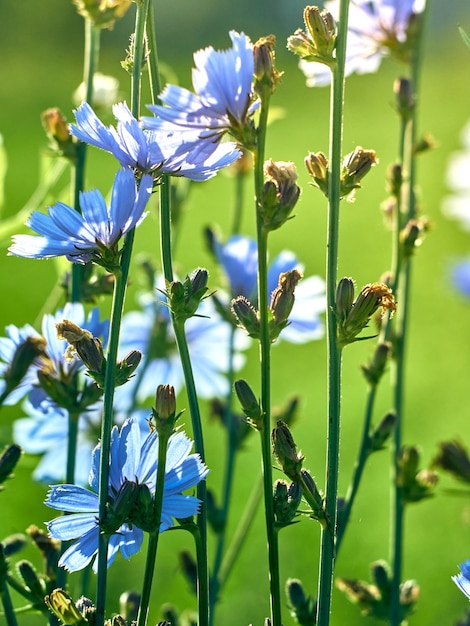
(397, 445), (439, 503)
(285, 578), (317, 625)
(259, 160), (301, 232)
(335, 278), (397, 348)
(273, 480), (302, 526)
(56, 320), (141, 391)
(287, 6), (336, 68)
(231, 269), (302, 342)
(305, 147), (377, 201)
(165, 269), (209, 322)
(253, 35), (282, 96)
(336, 560), (420, 621)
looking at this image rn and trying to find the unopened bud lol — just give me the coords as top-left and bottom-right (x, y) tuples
(41, 108), (77, 160)
(400, 218), (429, 258)
(286, 577), (317, 623)
(115, 349), (142, 387)
(73, 0), (132, 30)
(260, 160), (301, 232)
(432, 440), (470, 483)
(26, 525), (60, 579)
(56, 320), (105, 375)
(2, 534), (26, 557)
(119, 590), (140, 621)
(234, 379), (263, 428)
(387, 163), (403, 198)
(335, 277), (355, 322)
(272, 420), (303, 481)
(1, 337), (47, 405)
(0, 444), (22, 486)
(152, 384), (178, 437)
(369, 412), (396, 452)
(253, 35), (281, 94)
(305, 151), (329, 197)
(179, 551), (198, 595)
(17, 560), (45, 600)
(231, 296), (260, 338)
(287, 6), (336, 67)
(340, 147), (378, 201)
(273, 480), (302, 525)
(394, 77), (415, 121)
(269, 269), (302, 341)
(361, 342), (392, 386)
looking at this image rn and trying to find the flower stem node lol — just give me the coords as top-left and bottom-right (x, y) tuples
(361, 342), (392, 386)
(166, 269), (209, 322)
(254, 35), (282, 95)
(305, 151), (329, 197)
(286, 577), (317, 625)
(152, 384), (181, 438)
(287, 6), (337, 68)
(340, 147), (378, 202)
(369, 412), (396, 452)
(259, 160), (301, 232)
(45, 589), (87, 625)
(273, 479), (302, 526)
(336, 280), (397, 348)
(272, 420), (304, 481)
(234, 379), (263, 429)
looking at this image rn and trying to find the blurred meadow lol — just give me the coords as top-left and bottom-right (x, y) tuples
(1, 1), (470, 625)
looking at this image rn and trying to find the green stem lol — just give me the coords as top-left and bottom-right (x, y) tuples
(231, 164), (246, 235)
(336, 385), (377, 554)
(136, 431), (170, 626)
(145, 0), (162, 103)
(1, 581), (18, 626)
(218, 475), (263, 590)
(95, 2), (148, 620)
(316, 2), (349, 624)
(254, 90), (282, 626)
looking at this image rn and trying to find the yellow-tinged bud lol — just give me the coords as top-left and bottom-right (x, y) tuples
(45, 589), (84, 625)
(152, 384), (179, 438)
(260, 160), (301, 232)
(269, 269), (303, 341)
(340, 147), (378, 201)
(41, 108), (76, 161)
(287, 6), (337, 67)
(73, 0), (132, 30)
(305, 151), (329, 197)
(253, 35), (282, 94)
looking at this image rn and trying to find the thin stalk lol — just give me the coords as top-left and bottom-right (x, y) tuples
(254, 90), (282, 626)
(1, 580), (18, 626)
(136, 431), (170, 626)
(209, 328), (237, 622)
(231, 165), (246, 235)
(336, 385), (377, 554)
(316, 1), (349, 624)
(71, 20), (100, 303)
(218, 475), (263, 589)
(95, 2), (148, 621)
(389, 5), (430, 623)
(145, 0), (162, 103)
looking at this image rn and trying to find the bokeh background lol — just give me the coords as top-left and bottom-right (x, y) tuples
(1, 1), (470, 624)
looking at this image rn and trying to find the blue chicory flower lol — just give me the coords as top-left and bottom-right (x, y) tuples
(45, 418), (208, 572)
(116, 291), (247, 408)
(214, 235), (326, 343)
(453, 559), (470, 600)
(443, 121), (470, 231)
(299, 0), (425, 87)
(143, 31), (259, 142)
(71, 101), (241, 181)
(0, 323), (42, 405)
(451, 260), (470, 297)
(9, 168), (153, 264)
(0, 303), (108, 412)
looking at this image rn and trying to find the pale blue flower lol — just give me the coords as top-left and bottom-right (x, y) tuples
(451, 260), (470, 297)
(0, 323), (41, 405)
(71, 101), (241, 181)
(14, 402), (150, 485)
(143, 31), (259, 141)
(214, 235), (326, 343)
(0, 303), (108, 412)
(116, 292), (247, 408)
(453, 560), (470, 600)
(443, 121), (470, 231)
(9, 168), (153, 264)
(46, 418), (208, 572)
(299, 0), (425, 87)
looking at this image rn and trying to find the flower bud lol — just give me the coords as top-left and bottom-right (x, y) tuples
(0, 337), (48, 405)
(386, 163), (403, 199)
(17, 560), (45, 600)
(273, 480), (302, 525)
(286, 577), (317, 623)
(179, 550), (198, 596)
(2, 534), (26, 557)
(287, 6), (336, 67)
(370, 560), (391, 597)
(259, 160), (301, 232)
(300, 468), (328, 529)
(305, 151), (329, 197)
(115, 350), (142, 387)
(394, 77), (415, 121)
(167, 269), (209, 321)
(400, 217), (430, 258)
(234, 379), (263, 429)
(398, 445), (438, 503)
(269, 269), (303, 341)
(26, 525), (60, 579)
(335, 277), (355, 323)
(45, 589), (84, 625)
(340, 147), (378, 201)
(231, 296), (260, 338)
(369, 412), (396, 452)
(119, 590), (140, 621)
(0, 444), (22, 487)
(432, 440), (470, 483)
(73, 0), (132, 30)
(272, 420), (303, 481)
(152, 384), (178, 438)
(56, 320), (105, 374)
(253, 35), (282, 94)
(41, 108), (77, 160)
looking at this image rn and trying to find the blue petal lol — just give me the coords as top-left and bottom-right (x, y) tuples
(47, 513), (97, 541)
(46, 484), (99, 512)
(59, 526), (99, 572)
(162, 494), (201, 519)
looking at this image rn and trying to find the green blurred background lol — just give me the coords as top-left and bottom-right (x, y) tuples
(2, 1), (470, 624)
